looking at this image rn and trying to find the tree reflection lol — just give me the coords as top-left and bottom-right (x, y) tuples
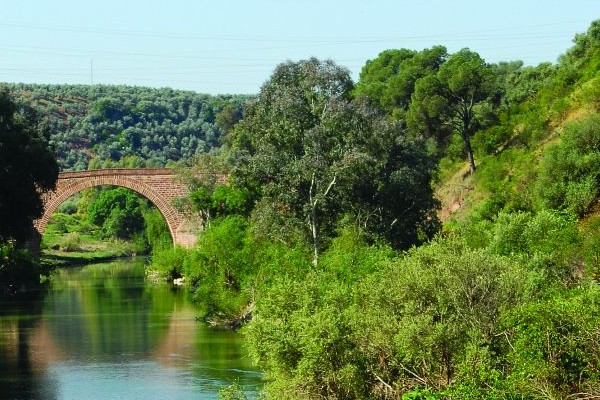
(44, 259), (173, 359)
(0, 258), (262, 398)
(0, 296), (60, 399)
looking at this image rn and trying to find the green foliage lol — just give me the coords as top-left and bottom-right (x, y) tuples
(246, 270), (363, 398)
(149, 215), (310, 321)
(6, 83), (249, 170)
(150, 246), (187, 281)
(212, 185), (252, 216)
(245, 235), (540, 399)
(581, 215), (600, 279)
(183, 216), (252, 318)
(143, 208), (171, 252)
(57, 196), (79, 215)
(0, 242), (45, 295)
(534, 114), (600, 215)
(0, 88), (59, 244)
(189, 183), (252, 226)
(230, 58), (440, 257)
(471, 125), (511, 156)
(87, 187), (146, 239)
(459, 210), (581, 290)
(353, 46), (447, 120)
(60, 232), (82, 252)
(401, 388), (443, 400)
(319, 226), (392, 282)
(559, 20), (600, 82)
(489, 211), (579, 255)
(218, 382), (249, 400)
(215, 103), (243, 134)
(472, 148), (536, 216)
(407, 48), (496, 174)
(503, 285), (600, 398)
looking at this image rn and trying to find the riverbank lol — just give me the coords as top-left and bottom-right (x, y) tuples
(41, 251), (143, 268)
(41, 230), (148, 268)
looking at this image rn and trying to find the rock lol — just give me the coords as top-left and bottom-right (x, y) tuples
(173, 277), (185, 286)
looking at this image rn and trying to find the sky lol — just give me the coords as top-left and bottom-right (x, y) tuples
(1, 1), (598, 95)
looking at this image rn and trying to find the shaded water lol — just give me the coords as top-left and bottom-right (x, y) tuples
(0, 259), (262, 399)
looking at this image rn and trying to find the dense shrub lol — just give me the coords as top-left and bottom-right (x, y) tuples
(534, 114), (600, 215)
(183, 215), (253, 318)
(245, 236), (541, 399)
(143, 207), (171, 252)
(150, 246), (187, 281)
(0, 242), (45, 295)
(502, 285), (600, 398)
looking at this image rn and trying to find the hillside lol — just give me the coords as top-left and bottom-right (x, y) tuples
(433, 20), (600, 225)
(158, 22), (600, 399)
(4, 83), (248, 170)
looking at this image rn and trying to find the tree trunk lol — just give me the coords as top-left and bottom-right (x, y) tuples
(463, 132), (476, 175)
(310, 207), (319, 268)
(308, 174), (336, 268)
(460, 100), (476, 175)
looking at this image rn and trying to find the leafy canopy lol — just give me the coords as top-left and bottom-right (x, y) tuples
(229, 58), (439, 253)
(0, 88), (58, 244)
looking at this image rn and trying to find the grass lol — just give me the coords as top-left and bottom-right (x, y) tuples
(41, 212), (146, 267)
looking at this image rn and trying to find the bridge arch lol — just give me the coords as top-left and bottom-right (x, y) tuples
(33, 169), (197, 248)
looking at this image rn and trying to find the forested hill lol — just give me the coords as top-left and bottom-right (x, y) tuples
(4, 84), (248, 171)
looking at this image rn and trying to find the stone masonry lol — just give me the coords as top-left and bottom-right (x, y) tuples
(33, 168), (197, 248)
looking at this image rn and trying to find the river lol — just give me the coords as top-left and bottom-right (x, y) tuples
(0, 258), (262, 399)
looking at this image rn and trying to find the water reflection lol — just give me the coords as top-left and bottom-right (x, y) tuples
(0, 259), (261, 400)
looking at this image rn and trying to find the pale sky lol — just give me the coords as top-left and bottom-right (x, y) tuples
(1, 0), (598, 94)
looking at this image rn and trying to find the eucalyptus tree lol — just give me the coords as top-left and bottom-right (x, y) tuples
(229, 58), (439, 265)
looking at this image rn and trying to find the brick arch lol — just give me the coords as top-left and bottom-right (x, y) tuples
(33, 169), (196, 248)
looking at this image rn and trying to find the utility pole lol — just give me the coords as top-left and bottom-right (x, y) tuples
(90, 58), (94, 84)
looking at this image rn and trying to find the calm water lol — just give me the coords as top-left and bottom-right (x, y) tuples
(0, 259), (262, 400)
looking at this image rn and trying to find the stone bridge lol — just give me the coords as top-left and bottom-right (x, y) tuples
(33, 168), (198, 248)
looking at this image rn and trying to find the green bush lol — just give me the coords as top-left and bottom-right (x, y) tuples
(61, 232), (82, 252)
(218, 382), (248, 400)
(534, 114), (600, 215)
(487, 210), (579, 256)
(245, 235), (540, 399)
(150, 246), (187, 281)
(87, 187), (146, 239)
(179, 216), (253, 319)
(143, 207), (171, 251)
(503, 285), (600, 398)
(57, 197), (79, 215)
(581, 215), (600, 280)
(472, 125), (511, 156)
(0, 242), (45, 294)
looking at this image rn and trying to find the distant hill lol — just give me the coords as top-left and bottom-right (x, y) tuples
(4, 83), (248, 170)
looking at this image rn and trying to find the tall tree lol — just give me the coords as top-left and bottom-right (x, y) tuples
(354, 46), (447, 120)
(229, 59), (439, 262)
(0, 89), (58, 244)
(408, 48), (494, 174)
